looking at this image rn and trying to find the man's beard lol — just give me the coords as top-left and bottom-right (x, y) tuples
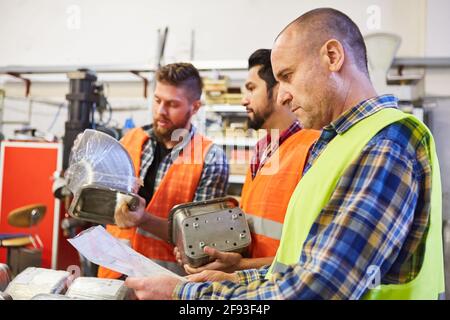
(247, 103), (275, 130)
(247, 113), (266, 130)
(153, 111), (192, 142)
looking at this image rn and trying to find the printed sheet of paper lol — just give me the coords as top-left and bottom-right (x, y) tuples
(68, 225), (186, 281)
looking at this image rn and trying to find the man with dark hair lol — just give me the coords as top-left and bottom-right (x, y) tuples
(97, 62), (229, 278)
(174, 49), (319, 276)
(156, 62), (203, 101)
(245, 49), (278, 130)
(124, 8), (444, 300)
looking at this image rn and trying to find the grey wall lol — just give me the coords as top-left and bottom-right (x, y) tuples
(0, 0), (427, 66)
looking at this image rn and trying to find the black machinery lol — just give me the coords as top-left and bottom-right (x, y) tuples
(62, 69), (116, 170)
(58, 69), (117, 277)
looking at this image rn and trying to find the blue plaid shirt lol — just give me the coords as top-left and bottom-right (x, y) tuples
(140, 125), (229, 201)
(174, 95), (434, 300)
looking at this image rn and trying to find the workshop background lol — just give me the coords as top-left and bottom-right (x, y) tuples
(0, 0), (450, 298)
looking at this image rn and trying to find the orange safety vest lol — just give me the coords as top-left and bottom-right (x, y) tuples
(97, 127), (213, 278)
(240, 129), (319, 258)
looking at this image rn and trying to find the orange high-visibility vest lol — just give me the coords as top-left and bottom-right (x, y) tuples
(240, 129), (319, 258)
(97, 127), (213, 278)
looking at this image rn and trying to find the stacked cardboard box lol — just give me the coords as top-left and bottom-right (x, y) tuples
(203, 77), (228, 105)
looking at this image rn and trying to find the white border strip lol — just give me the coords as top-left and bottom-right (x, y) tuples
(51, 143), (63, 269)
(0, 142), (6, 222)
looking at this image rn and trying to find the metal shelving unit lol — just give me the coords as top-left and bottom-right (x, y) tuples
(0, 62), (252, 185)
(392, 57), (450, 69)
(204, 105), (246, 113)
(200, 103), (255, 186)
(229, 174), (246, 184)
(211, 136), (257, 147)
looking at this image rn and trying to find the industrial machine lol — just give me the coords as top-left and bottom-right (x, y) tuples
(54, 70), (118, 276)
(169, 197), (251, 267)
(65, 129), (141, 225)
(364, 33), (425, 120)
(62, 69), (116, 170)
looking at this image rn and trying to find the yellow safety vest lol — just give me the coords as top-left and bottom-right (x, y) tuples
(266, 108), (445, 300)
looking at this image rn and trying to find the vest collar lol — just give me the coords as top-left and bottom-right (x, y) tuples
(325, 94), (399, 136)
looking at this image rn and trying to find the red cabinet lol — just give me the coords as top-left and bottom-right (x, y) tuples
(0, 142), (66, 269)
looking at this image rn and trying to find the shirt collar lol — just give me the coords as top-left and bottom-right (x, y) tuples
(255, 120), (301, 153)
(282, 120), (302, 137)
(325, 94), (399, 135)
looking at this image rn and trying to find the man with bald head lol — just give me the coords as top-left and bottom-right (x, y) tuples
(272, 8), (376, 130)
(124, 8), (444, 300)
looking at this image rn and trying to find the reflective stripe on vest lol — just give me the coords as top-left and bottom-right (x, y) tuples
(136, 227), (164, 241)
(246, 213), (284, 240)
(240, 129), (319, 258)
(267, 108), (445, 300)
